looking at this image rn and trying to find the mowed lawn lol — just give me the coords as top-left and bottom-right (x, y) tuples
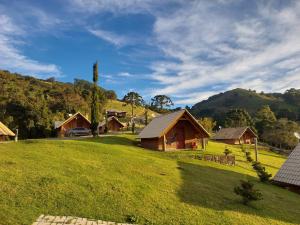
(0, 135), (299, 225)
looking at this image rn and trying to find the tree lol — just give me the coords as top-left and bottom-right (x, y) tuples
(91, 61), (99, 137)
(255, 105), (276, 136)
(252, 162), (272, 182)
(122, 92), (144, 133)
(198, 117), (216, 134)
(234, 180), (263, 205)
(151, 95), (173, 111)
(262, 118), (300, 149)
(224, 109), (254, 128)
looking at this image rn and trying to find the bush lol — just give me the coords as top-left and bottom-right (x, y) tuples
(234, 180), (263, 205)
(126, 214), (139, 223)
(224, 147), (232, 156)
(245, 151), (253, 162)
(241, 144), (246, 153)
(252, 162), (272, 182)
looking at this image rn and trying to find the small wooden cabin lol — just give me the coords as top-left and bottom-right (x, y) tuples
(55, 112), (91, 137)
(138, 109), (210, 151)
(0, 121), (15, 141)
(106, 109), (127, 118)
(273, 143), (300, 192)
(212, 127), (257, 144)
(98, 116), (125, 134)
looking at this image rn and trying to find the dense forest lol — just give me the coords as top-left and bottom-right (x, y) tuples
(191, 88), (300, 123)
(190, 88), (300, 150)
(0, 70), (116, 139)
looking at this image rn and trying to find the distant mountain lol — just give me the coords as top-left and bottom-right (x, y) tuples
(190, 88), (300, 124)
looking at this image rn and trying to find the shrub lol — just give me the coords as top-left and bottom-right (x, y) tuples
(224, 147), (232, 156)
(234, 180), (263, 205)
(241, 144), (246, 153)
(252, 161), (272, 182)
(245, 151), (253, 162)
(126, 214), (139, 223)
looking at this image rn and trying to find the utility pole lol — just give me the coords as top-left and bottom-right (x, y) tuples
(254, 138), (258, 161)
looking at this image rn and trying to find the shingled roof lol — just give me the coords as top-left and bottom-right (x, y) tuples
(0, 121), (15, 136)
(98, 116), (124, 127)
(273, 143), (300, 186)
(55, 112), (90, 129)
(212, 127), (257, 140)
(138, 109), (209, 139)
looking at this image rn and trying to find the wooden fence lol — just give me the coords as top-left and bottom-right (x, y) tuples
(204, 154), (235, 166)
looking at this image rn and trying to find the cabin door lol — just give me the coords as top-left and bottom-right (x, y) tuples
(176, 126), (185, 149)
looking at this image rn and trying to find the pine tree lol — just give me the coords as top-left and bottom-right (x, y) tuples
(91, 61), (99, 137)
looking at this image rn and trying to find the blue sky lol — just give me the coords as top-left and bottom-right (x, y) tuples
(0, 0), (300, 106)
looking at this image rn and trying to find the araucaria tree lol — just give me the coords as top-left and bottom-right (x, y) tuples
(122, 92), (144, 133)
(91, 61), (99, 136)
(151, 95), (173, 112)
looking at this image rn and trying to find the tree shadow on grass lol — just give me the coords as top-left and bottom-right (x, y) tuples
(177, 161), (300, 224)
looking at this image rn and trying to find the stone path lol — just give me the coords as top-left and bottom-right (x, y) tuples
(32, 215), (135, 225)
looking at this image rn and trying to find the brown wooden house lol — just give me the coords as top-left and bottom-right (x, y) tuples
(138, 109), (210, 151)
(98, 116), (125, 134)
(106, 109), (127, 118)
(0, 121), (15, 141)
(212, 127), (257, 144)
(55, 112), (91, 137)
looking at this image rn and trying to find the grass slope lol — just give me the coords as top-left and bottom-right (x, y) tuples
(0, 135), (299, 225)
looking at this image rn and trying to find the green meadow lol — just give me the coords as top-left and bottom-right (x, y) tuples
(0, 135), (299, 225)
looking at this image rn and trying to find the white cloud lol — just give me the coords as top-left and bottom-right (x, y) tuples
(0, 14), (61, 77)
(88, 28), (130, 47)
(148, 1), (300, 104)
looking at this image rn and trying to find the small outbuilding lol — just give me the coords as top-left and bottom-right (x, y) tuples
(98, 116), (125, 134)
(138, 109), (210, 151)
(0, 121), (15, 141)
(273, 143), (300, 191)
(106, 109), (127, 118)
(55, 112), (91, 137)
(212, 127), (257, 144)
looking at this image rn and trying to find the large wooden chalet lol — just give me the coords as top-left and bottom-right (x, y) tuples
(55, 112), (91, 137)
(138, 109), (210, 151)
(0, 121), (15, 141)
(212, 127), (257, 145)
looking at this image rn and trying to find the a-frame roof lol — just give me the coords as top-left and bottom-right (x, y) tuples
(56, 112), (91, 129)
(212, 127), (257, 140)
(98, 116), (124, 127)
(138, 109), (210, 139)
(273, 143), (300, 186)
(0, 121), (15, 136)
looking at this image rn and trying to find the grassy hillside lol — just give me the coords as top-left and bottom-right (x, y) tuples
(106, 100), (159, 119)
(191, 88), (300, 122)
(0, 135), (299, 225)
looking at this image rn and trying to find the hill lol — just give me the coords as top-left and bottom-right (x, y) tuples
(0, 135), (299, 225)
(0, 70), (155, 138)
(191, 88), (300, 123)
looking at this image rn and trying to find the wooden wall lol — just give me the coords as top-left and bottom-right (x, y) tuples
(58, 116), (90, 137)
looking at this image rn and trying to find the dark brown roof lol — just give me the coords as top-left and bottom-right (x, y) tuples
(98, 116), (124, 127)
(212, 127), (257, 140)
(138, 109), (210, 139)
(273, 143), (300, 186)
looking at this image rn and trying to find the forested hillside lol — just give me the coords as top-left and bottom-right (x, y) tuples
(0, 70), (116, 138)
(191, 88), (300, 124)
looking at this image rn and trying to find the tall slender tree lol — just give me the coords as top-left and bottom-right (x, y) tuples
(151, 95), (174, 111)
(122, 91), (144, 133)
(91, 61), (99, 136)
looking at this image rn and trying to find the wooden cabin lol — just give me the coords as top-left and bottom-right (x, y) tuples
(0, 121), (15, 141)
(98, 116), (125, 134)
(273, 143), (300, 192)
(212, 127), (257, 144)
(55, 112), (91, 137)
(106, 109), (127, 118)
(138, 109), (210, 151)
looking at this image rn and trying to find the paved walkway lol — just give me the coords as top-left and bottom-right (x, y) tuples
(32, 215), (135, 225)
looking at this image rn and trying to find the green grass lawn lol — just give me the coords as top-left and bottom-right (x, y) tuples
(0, 135), (299, 225)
